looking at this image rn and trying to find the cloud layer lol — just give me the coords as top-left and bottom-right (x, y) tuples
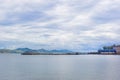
(0, 0), (120, 51)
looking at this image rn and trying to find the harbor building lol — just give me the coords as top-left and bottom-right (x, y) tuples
(98, 44), (120, 55)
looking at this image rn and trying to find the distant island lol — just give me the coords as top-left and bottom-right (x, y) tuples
(0, 48), (86, 55)
(0, 48), (74, 54)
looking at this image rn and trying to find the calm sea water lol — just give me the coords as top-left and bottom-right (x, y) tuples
(0, 54), (120, 80)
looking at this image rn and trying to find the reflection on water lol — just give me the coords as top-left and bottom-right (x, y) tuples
(0, 54), (120, 80)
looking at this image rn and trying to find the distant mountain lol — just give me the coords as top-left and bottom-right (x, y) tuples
(16, 48), (32, 52)
(15, 48), (72, 53)
(0, 49), (22, 53)
(50, 49), (72, 52)
(37, 49), (49, 52)
(0, 48), (72, 54)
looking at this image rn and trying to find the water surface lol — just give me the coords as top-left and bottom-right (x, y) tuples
(0, 54), (120, 80)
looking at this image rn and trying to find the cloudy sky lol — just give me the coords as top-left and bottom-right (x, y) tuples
(0, 0), (120, 51)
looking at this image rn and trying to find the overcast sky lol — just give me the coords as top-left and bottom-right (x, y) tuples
(0, 0), (120, 51)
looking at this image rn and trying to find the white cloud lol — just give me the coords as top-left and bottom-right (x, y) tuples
(0, 0), (120, 51)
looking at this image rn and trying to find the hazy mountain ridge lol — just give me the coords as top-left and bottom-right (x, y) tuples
(0, 48), (72, 53)
(0, 49), (23, 53)
(16, 48), (72, 53)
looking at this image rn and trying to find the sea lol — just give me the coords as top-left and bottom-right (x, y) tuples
(0, 54), (120, 80)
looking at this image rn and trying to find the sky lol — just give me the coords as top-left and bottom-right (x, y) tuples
(0, 0), (120, 52)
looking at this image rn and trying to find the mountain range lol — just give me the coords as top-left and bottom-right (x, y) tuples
(16, 48), (72, 53)
(0, 48), (72, 53)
